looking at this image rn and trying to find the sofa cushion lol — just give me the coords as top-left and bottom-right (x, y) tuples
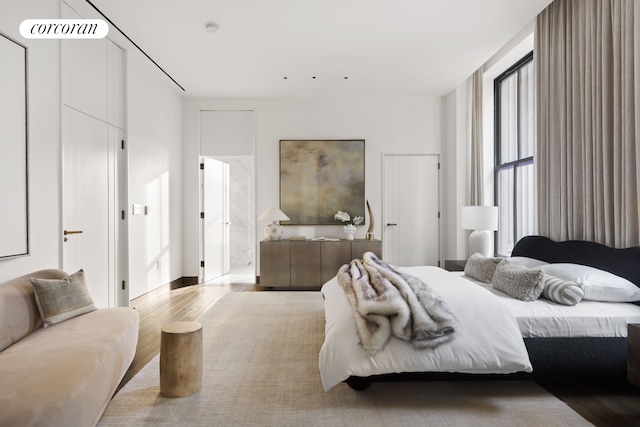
(0, 308), (139, 427)
(0, 269), (67, 352)
(30, 269), (96, 326)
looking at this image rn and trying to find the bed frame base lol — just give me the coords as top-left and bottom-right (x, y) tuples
(345, 337), (627, 390)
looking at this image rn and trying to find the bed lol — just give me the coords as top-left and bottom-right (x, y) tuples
(319, 236), (640, 391)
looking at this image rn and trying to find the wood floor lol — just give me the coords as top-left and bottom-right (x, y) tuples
(116, 282), (640, 427)
(116, 281), (262, 393)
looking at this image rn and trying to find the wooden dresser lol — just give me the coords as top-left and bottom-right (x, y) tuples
(259, 239), (382, 288)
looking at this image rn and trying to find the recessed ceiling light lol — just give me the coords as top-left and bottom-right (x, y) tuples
(205, 23), (218, 34)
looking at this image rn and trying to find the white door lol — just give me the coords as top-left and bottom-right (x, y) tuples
(201, 157), (230, 282)
(383, 154), (440, 267)
(62, 106), (119, 307)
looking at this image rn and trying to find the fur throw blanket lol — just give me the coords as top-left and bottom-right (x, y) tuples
(337, 252), (456, 356)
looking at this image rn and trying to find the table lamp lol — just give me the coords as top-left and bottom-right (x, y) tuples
(461, 206), (498, 257)
(258, 208), (290, 241)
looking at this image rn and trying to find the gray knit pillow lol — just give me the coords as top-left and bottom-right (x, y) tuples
(30, 269), (96, 326)
(492, 260), (544, 302)
(464, 253), (504, 283)
(542, 274), (584, 306)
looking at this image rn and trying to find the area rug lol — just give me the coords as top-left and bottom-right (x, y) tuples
(98, 292), (592, 426)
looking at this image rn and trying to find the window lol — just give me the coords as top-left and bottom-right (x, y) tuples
(494, 52), (536, 256)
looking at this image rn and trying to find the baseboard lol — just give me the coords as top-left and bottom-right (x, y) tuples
(130, 276), (199, 308)
(180, 276), (199, 287)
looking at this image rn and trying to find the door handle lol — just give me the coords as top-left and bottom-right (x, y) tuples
(386, 223), (398, 226)
(64, 230), (84, 235)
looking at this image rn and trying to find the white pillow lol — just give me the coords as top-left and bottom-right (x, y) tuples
(506, 256), (549, 269)
(538, 263), (640, 302)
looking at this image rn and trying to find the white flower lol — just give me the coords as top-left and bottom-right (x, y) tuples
(334, 210), (350, 222)
(334, 211), (364, 226)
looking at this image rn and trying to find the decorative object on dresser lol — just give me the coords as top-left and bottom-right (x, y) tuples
(461, 205), (498, 257)
(260, 239), (382, 288)
(334, 210), (364, 240)
(365, 199), (375, 240)
(258, 207), (290, 241)
(280, 140), (365, 225)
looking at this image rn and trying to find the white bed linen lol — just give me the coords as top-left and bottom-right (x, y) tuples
(458, 273), (640, 338)
(319, 266), (532, 391)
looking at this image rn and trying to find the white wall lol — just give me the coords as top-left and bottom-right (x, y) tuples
(182, 97), (443, 277)
(441, 20), (536, 261)
(126, 50), (183, 299)
(442, 86), (471, 261)
(0, 0), (184, 299)
(0, 0), (61, 282)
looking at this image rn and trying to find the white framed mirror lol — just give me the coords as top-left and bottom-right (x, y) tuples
(0, 32), (29, 259)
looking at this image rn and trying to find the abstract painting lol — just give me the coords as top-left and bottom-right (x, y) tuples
(280, 140), (365, 225)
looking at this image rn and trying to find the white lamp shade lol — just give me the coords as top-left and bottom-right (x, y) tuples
(461, 206), (498, 231)
(462, 206), (498, 257)
(258, 208), (290, 222)
(259, 208), (289, 241)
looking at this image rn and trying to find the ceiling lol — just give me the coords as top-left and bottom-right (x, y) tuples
(88, 0), (553, 98)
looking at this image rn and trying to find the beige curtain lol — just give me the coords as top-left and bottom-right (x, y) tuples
(470, 69), (484, 206)
(536, 0), (640, 248)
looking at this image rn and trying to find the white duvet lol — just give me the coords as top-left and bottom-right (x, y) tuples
(460, 273), (640, 338)
(319, 266), (532, 391)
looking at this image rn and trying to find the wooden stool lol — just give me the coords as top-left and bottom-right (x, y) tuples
(160, 321), (203, 397)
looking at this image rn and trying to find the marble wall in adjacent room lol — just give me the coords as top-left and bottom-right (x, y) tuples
(216, 156), (255, 267)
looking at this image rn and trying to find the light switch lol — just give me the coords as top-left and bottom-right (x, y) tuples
(132, 204), (145, 215)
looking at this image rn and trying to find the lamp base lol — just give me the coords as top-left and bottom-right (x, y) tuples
(264, 221), (283, 241)
(468, 229), (493, 257)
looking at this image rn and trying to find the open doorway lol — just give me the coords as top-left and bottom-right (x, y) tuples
(199, 110), (255, 285)
(205, 156), (255, 284)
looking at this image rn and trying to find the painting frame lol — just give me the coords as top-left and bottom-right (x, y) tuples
(280, 139), (365, 225)
(0, 31), (29, 259)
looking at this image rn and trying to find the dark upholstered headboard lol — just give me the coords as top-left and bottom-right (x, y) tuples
(511, 236), (640, 288)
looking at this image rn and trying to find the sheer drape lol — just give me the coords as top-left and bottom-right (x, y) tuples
(536, 0), (640, 248)
(471, 69), (484, 206)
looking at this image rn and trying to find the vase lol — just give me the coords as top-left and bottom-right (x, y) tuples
(343, 224), (356, 240)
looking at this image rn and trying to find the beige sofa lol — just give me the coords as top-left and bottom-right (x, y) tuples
(0, 269), (139, 427)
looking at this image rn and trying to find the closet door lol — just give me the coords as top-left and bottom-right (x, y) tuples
(62, 107), (116, 308)
(61, 4), (124, 307)
(383, 154), (440, 267)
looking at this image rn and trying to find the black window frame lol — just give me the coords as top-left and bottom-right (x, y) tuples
(494, 51), (534, 257)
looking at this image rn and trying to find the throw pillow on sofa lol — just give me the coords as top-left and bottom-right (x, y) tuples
(30, 269), (96, 326)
